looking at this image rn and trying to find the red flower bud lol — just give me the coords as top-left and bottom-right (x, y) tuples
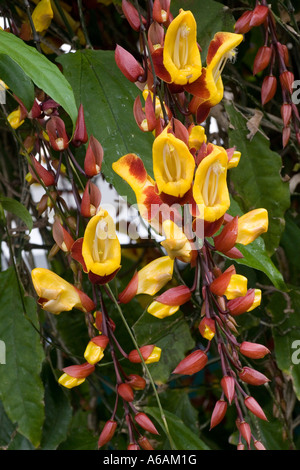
(81, 180), (101, 218)
(249, 5), (269, 27)
(46, 116), (69, 151)
(239, 420), (251, 446)
(199, 317), (216, 341)
(128, 345), (155, 363)
(153, 0), (171, 24)
(227, 289), (255, 316)
(155, 285), (191, 306)
(127, 443), (140, 450)
(222, 247), (244, 259)
(115, 45), (144, 82)
(239, 341), (270, 359)
(253, 46), (272, 75)
(172, 350), (208, 376)
(117, 383), (134, 402)
(261, 75), (277, 105)
(234, 10), (253, 34)
(281, 103), (292, 127)
(91, 335), (109, 349)
(277, 43), (290, 67)
(254, 440), (266, 450)
(72, 104), (88, 147)
(62, 362), (95, 379)
(214, 216), (238, 253)
(118, 272), (138, 304)
(52, 217), (74, 252)
(280, 70), (294, 94)
(126, 374), (146, 390)
(121, 0), (146, 31)
(239, 366), (270, 386)
(244, 396), (268, 421)
(98, 420), (117, 448)
(210, 400), (227, 430)
(282, 126), (291, 148)
(134, 412), (160, 435)
(221, 376), (235, 404)
(138, 436), (154, 450)
(84, 135), (103, 177)
(28, 99), (42, 119)
(29, 156), (55, 187)
(209, 271), (232, 297)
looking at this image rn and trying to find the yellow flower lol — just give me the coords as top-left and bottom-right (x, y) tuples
(163, 9), (202, 85)
(153, 128), (195, 198)
(145, 346), (162, 364)
(224, 274), (248, 300)
(58, 373), (85, 389)
(160, 219), (193, 263)
(246, 289), (261, 312)
(32, 0), (53, 33)
(236, 209), (268, 245)
(193, 145), (230, 222)
(31, 268), (95, 314)
(82, 209), (121, 279)
(7, 108), (24, 129)
(227, 150), (241, 169)
(136, 256), (174, 296)
(188, 125), (207, 150)
(147, 301), (179, 319)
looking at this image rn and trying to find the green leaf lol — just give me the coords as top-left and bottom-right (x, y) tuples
(144, 406), (210, 450)
(171, 0), (235, 60)
(225, 102), (290, 255)
(267, 289), (300, 400)
(0, 196), (33, 232)
(0, 54), (35, 111)
(0, 268), (45, 447)
(0, 30), (77, 124)
(56, 49), (154, 205)
(133, 310), (195, 384)
(227, 197), (286, 291)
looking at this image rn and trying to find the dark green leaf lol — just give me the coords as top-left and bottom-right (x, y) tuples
(0, 268), (45, 447)
(225, 102), (290, 255)
(145, 406), (210, 450)
(0, 54), (35, 110)
(0, 196), (33, 232)
(56, 49), (154, 205)
(0, 30), (78, 124)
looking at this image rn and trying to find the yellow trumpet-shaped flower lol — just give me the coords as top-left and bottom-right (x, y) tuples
(32, 0), (53, 33)
(161, 219), (193, 263)
(58, 374), (85, 389)
(236, 209), (269, 245)
(163, 9), (202, 85)
(31, 268), (95, 314)
(82, 209), (121, 280)
(224, 274), (248, 300)
(147, 301), (179, 319)
(136, 256), (174, 296)
(7, 108), (24, 129)
(193, 145), (230, 222)
(153, 128), (195, 198)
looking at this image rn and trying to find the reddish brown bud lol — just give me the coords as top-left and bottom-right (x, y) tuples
(134, 412), (159, 435)
(128, 345), (155, 363)
(138, 436), (154, 450)
(222, 247), (244, 259)
(227, 289), (255, 316)
(214, 216), (238, 253)
(46, 116), (69, 151)
(62, 362), (95, 379)
(249, 5), (269, 27)
(29, 156), (55, 187)
(72, 104), (88, 147)
(209, 271), (232, 296)
(239, 341), (270, 359)
(234, 10), (253, 34)
(281, 103), (292, 127)
(155, 285), (192, 306)
(81, 180), (101, 218)
(253, 46), (272, 75)
(121, 0), (146, 31)
(91, 335), (109, 349)
(172, 350), (208, 376)
(199, 317), (216, 341)
(221, 376), (235, 404)
(254, 440), (266, 450)
(127, 443), (140, 450)
(98, 420), (117, 448)
(280, 70), (294, 94)
(239, 421), (251, 446)
(239, 366), (270, 386)
(244, 396), (268, 421)
(153, 0), (171, 24)
(52, 218), (74, 252)
(118, 272), (138, 304)
(42, 99), (60, 115)
(277, 43), (290, 67)
(115, 45), (144, 82)
(261, 75), (277, 105)
(84, 135), (103, 177)
(117, 383), (134, 402)
(210, 400), (227, 430)
(282, 126), (291, 148)
(28, 99), (42, 119)
(126, 374), (146, 390)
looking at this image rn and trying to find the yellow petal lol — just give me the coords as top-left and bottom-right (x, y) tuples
(236, 209), (268, 245)
(136, 256), (174, 296)
(224, 274), (248, 300)
(32, 0), (53, 33)
(147, 301), (179, 319)
(84, 342), (104, 365)
(145, 346), (162, 364)
(246, 289), (261, 312)
(161, 220), (193, 263)
(58, 373), (85, 389)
